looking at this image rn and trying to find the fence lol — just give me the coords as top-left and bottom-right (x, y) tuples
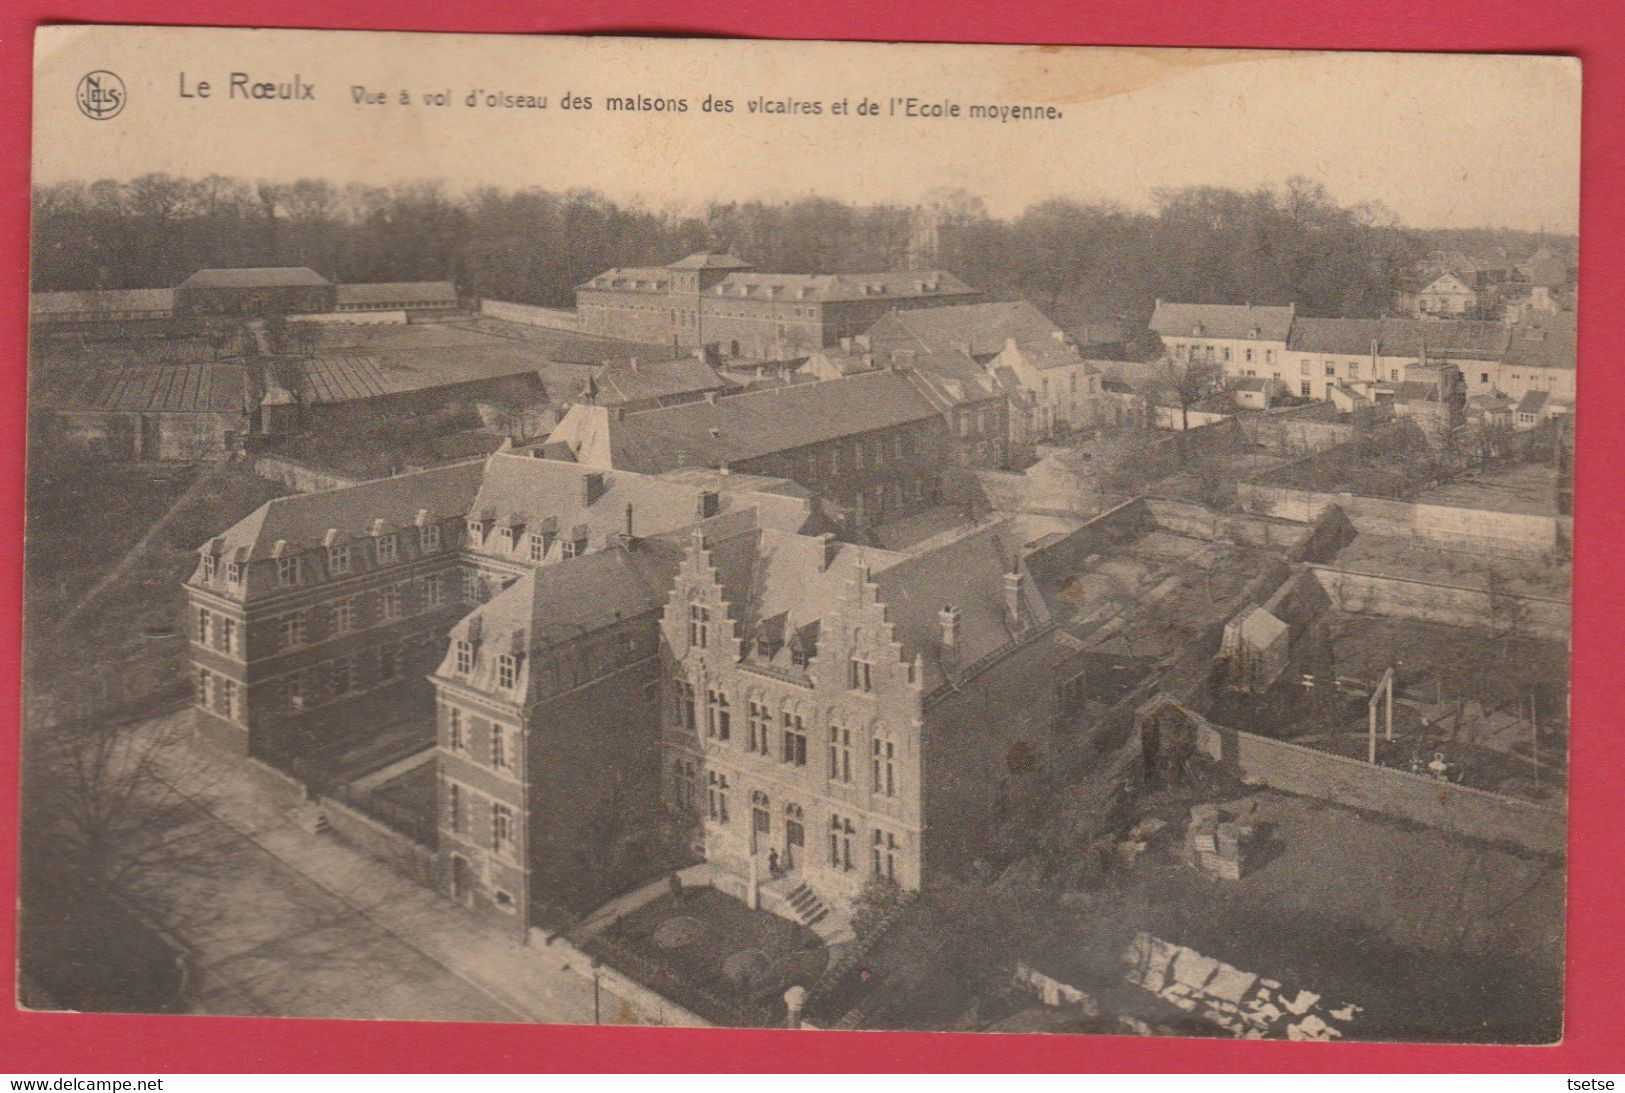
(251, 455), (366, 493)
(479, 299), (581, 331)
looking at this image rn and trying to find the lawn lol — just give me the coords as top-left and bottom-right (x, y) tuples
(599, 888), (828, 1024)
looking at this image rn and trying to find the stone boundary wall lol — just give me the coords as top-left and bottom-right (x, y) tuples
(1308, 565), (1570, 641)
(480, 299), (581, 331)
(244, 756), (310, 812)
(1238, 479), (1567, 557)
(1242, 417), (1356, 457)
(252, 455), (366, 493)
(289, 310), (408, 326)
(1191, 716), (1566, 856)
(320, 795), (439, 888)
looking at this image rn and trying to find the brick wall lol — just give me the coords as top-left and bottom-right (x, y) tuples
(1308, 565), (1570, 641)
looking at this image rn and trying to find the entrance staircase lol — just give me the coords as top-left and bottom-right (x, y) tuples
(783, 881), (830, 928)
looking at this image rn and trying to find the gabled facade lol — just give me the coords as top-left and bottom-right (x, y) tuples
(987, 336), (1103, 440)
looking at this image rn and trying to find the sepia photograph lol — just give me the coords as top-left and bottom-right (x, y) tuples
(19, 26), (1577, 1047)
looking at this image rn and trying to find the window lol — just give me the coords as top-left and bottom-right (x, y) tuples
(872, 737), (896, 797)
(455, 640), (474, 675)
(328, 544), (351, 575)
(379, 641), (402, 681)
(196, 607), (213, 645)
(497, 527), (514, 551)
(445, 779), (464, 831)
(279, 611), (306, 650)
(492, 724), (511, 770)
(747, 700), (772, 754)
(377, 534), (398, 564)
(281, 672), (304, 713)
(707, 772), (730, 823)
(848, 657), (872, 693)
(195, 667), (213, 709)
(1300, 380), (1312, 398)
(1299, 360), (1311, 376)
(1324, 363), (1336, 377)
(425, 573), (446, 607)
(706, 689), (731, 740)
(217, 678), (237, 720)
(829, 815), (855, 870)
(561, 538), (580, 560)
(332, 601), (354, 634)
(528, 533), (546, 563)
(381, 587), (402, 620)
(828, 726), (852, 783)
(448, 707), (465, 751)
(1245, 348), (1254, 363)
(330, 656), (354, 696)
(673, 759), (697, 809)
(220, 617), (237, 655)
(1481, 372), (1490, 385)
(227, 562), (242, 586)
(497, 654), (517, 691)
(1391, 369), (1401, 382)
(202, 554), (217, 581)
(277, 555), (301, 587)
(675, 680), (697, 732)
(688, 604), (710, 649)
(872, 828), (898, 880)
(782, 710), (808, 766)
(492, 804), (515, 857)
(420, 524), (440, 552)
(466, 520), (485, 541)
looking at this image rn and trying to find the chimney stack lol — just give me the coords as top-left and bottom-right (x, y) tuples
(625, 503), (634, 539)
(938, 605), (962, 649)
(583, 471), (606, 505)
(628, 356), (639, 372)
(1004, 566), (1025, 630)
(697, 489), (720, 519)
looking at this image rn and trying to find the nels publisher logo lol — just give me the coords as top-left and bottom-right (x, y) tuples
(76, 70), (126, 120)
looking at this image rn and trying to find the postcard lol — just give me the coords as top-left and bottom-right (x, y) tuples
(21, 25), (1576, 1043)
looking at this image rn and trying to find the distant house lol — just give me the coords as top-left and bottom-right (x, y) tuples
(1514, 390), (1572, 431)
(176, 266), (338, 316)
(30, 287), (176, 326)
(1149, 301), (1295, 389)
(334, 281), (460, 313)
(1220, 605), (1289, 694)
(586, 353), (731, 413)
(987, 336), (1103, 441)
(865, 300), (1073, 364)
(1230, 376), (1272, 411)
(1412, 271), (1479, 318)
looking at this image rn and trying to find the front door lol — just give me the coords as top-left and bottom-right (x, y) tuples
(450, 854), (472, 904)
(785, 818), (804, 871)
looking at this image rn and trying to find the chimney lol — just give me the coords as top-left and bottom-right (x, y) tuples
(583, 471), (606, 505)
(819, 533), (839, 571)
(704, 391), (718, 404)
(628, 356), (639, 372)
(697, 489), (720, 519)
(1052, 329), (1066, 343)
(625, 503), (635, 539)
(1004, 566), (1025, 630)
(939, 605), (962, 649)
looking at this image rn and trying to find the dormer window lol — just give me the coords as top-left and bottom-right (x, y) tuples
(455, 639), (475, 675)
(202, 554), (217, 581)
(377, 534), (398, 564)
(528, 533), (547, 563)
(328, 544), (351, 575)
(277, 556), (301, 587)
(497, 654), (517, 691)
(498, 527), (515, 550)
(227, 562), (242, 586)
(466, 520), (484, 541)
(420, 524), (440, 552)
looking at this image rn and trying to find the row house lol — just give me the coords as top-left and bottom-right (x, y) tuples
(1150, 301), (1296, 386)
(988, 336), (1103, 442)
(575, 251), (977, 359)
(659, 511), (1091, 918)
(545, 369), (952, 531)
(186, 451), (813, 769)
(185, 460), (486, 763)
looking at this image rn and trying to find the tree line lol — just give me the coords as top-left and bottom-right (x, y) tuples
(34, 173), (1439, 331)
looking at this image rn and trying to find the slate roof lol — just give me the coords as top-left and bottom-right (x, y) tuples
(1285, 317), (1509, 361)
(706, 270), (974, 303)
(550, 369), (940, 473)
(335, 281), (458, 305)
(37, 363), (251, 413)
(1150, 302), (1295, 343)
(1503, 313), (1577, 372)
(1231, 605), (1288, 648)
(1232, 377), (1269, 392)
(1516, 390), (1550, 416)
(462, 453), (811, 564)
(1285, 318), (1383, 355)
(592, 356), (729, 407)
(865, 301), (1067, 359)
(31, 288), (176, 316)
(897, 349), (1004, 409)
(204, 458), (488, 563)
(180, 267), (331, 289)
(668, 251), (753, 271)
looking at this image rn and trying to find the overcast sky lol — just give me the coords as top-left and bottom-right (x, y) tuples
(35, 28), (1582, 233)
